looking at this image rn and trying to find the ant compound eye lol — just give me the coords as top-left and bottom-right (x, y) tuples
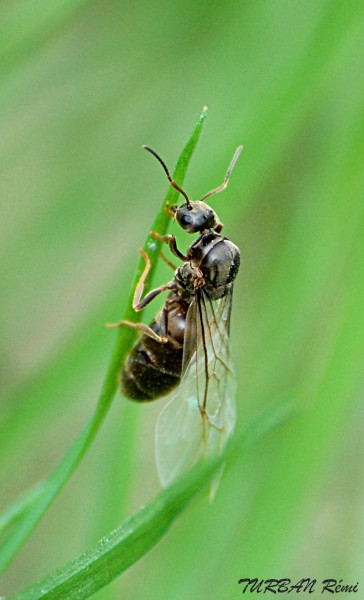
(180, 214), (193, 226)
(176, 207), (198, 232)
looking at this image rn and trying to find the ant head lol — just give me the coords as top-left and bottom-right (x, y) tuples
(143, 144), (243, 233)
(174, 201), (218, 233)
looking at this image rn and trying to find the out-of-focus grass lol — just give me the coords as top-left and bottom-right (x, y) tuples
(1, 1), (364, 598)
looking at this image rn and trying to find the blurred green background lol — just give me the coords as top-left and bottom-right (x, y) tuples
(1, 0), (364, 598)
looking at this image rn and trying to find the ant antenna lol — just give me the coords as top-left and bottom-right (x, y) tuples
(143, 145), (191, 206)
(199, 145), (243, 202)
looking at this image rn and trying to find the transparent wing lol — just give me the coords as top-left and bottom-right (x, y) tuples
(155, 287), (237, 488)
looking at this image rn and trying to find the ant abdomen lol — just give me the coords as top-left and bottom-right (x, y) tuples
(121, 319), (183, 401)
(122, 295), (189, 401)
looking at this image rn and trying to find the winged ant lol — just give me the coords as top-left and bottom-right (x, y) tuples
(109, 144), (242, 486)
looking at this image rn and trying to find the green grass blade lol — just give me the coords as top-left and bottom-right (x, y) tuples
(12, 401), (293, 600)
(0, 107), (208, 573)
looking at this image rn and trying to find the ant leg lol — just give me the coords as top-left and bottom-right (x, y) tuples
(107, 303), (169, 343)
(134, 281), (174, 311)
(160, 250), (178, 270)
(165, 202), (177, 218)
(214, 222), (224, 234)
(106, 249), (174, 340)
(126, 248), (175, 311)
(131, 249), (175, 311)
(150, 231), (187, 261)
(108, 315), (168, 343)
(131, 248), (151, 309)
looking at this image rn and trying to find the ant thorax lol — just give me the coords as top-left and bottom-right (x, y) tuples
(175, 231), (240, 301)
